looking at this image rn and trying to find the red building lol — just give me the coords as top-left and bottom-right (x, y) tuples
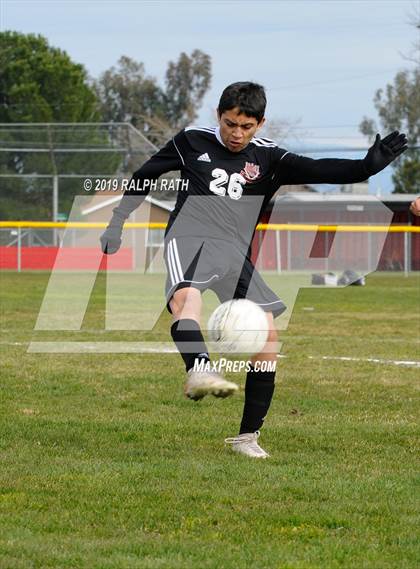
(252, 193), (420, 272)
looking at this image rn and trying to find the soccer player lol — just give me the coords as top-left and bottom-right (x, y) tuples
(101, 82), (408, 459)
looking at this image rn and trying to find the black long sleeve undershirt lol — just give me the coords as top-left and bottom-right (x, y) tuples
(274, 151), (370, 186)
(113, 138), (182, 220)
(113, 137), (371, 222)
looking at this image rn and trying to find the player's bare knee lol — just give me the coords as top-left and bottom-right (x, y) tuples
(172, 287), (202, 321)
(169, 297), (180, 316)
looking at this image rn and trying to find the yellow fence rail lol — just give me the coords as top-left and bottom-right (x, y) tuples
(1, 221), (418, 275)
(0, 221), (419, 233)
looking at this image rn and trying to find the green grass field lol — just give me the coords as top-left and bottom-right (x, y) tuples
(0, 271), (419, 569)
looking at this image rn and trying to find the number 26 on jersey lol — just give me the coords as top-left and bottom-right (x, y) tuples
(209, 168), (245, 200)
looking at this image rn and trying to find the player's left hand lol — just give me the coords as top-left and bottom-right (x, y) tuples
(409, 196), (420, 217)
(363, 131), (408, 176)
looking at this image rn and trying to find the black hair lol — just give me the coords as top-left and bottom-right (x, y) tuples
(217, 82), (266, 123)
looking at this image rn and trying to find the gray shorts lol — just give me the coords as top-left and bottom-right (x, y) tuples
(164, 236), (286, 318)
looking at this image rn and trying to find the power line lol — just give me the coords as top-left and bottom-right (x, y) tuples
(271, 70), (406, 90)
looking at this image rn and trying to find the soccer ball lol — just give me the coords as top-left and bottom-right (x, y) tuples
(207, 299), (269, 355)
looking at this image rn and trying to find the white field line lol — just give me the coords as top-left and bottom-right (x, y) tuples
(0, 341), (415, 367)
(307, 355), (420, 368)
(1, 330), (419, 345)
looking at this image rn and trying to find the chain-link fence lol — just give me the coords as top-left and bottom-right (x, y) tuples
(1, 222), (418, 275)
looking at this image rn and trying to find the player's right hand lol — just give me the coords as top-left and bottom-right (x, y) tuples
(100, 223), (123, 254)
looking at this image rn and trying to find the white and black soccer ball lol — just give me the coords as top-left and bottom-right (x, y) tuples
(207, 299), (269, 356)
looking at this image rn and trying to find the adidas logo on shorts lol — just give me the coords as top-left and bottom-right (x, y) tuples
(197, 153), (211, 162)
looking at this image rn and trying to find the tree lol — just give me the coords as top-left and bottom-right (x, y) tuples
(359, 67), (420, 194)
(400, 3), (420, 66)
(260, 117), (304, 146)
(96, 50), (211, 145)
(359, 11), (420, 194)
(0, 31), (100, 122)
(95, 56), (166, 130)
(164, 49), (211, 130)
(392, 158), (420, 194)
(0, 31), (121, 220)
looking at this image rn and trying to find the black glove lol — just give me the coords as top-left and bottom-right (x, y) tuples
(100, 210), (125, 254)
(363, 131), (408, 176)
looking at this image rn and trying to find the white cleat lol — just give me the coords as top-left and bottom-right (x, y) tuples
(224, 430), (270, 458)
(184, 370), (238, 401)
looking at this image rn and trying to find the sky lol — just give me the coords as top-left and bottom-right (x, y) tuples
(1, 0), (418, 193)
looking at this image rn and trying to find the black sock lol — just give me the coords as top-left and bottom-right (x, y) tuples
(170, 319), (210, 372)
(239, 366), (276, 434)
